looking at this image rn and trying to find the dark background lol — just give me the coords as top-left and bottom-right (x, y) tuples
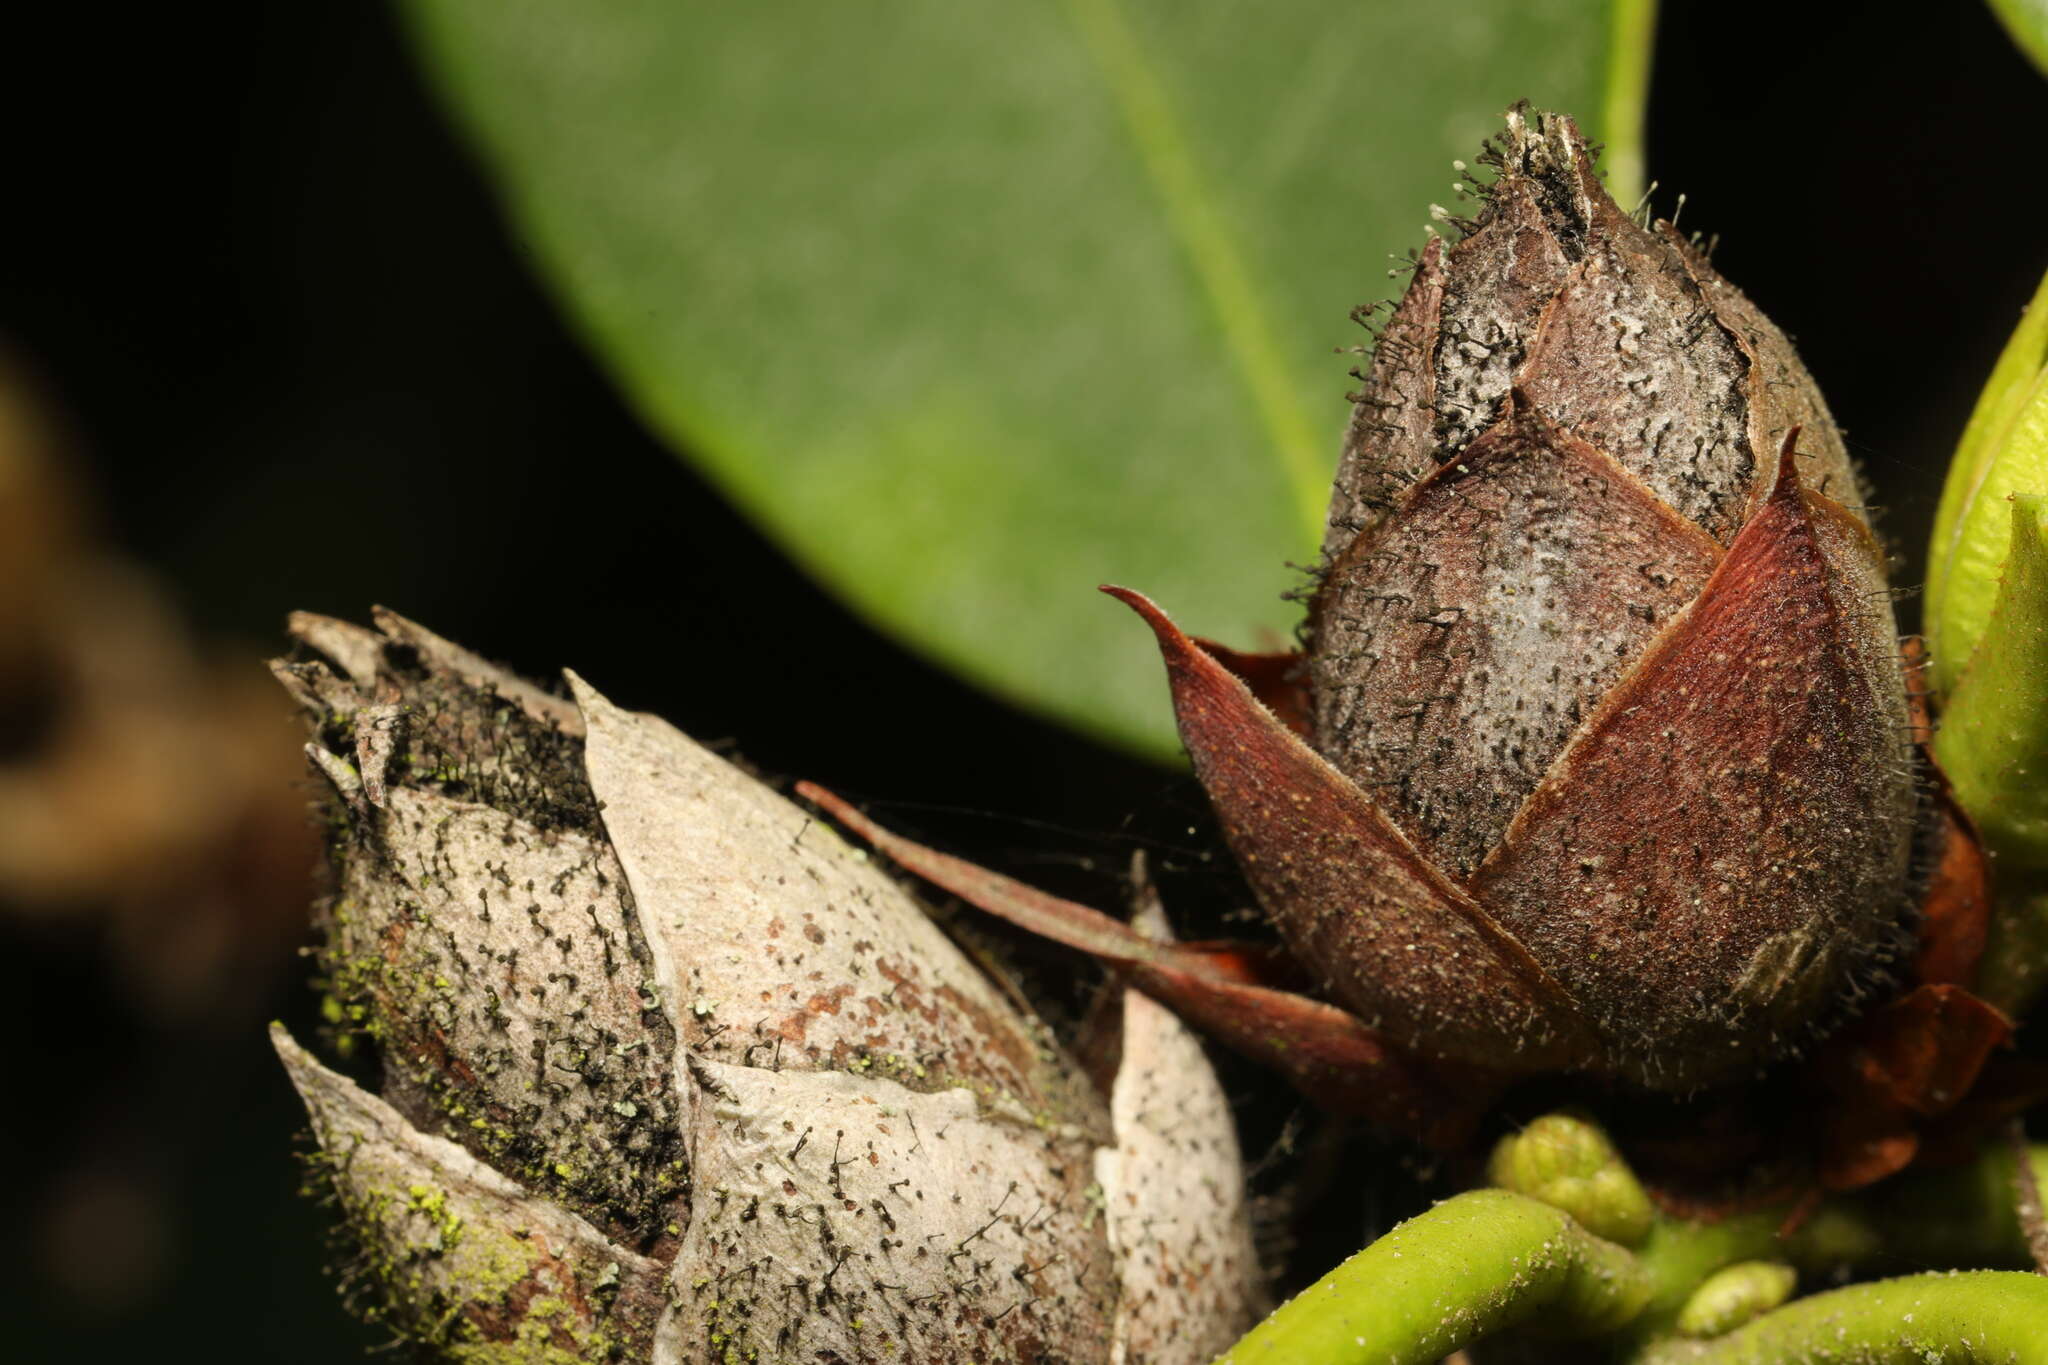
(0, 3), (2042, 1360)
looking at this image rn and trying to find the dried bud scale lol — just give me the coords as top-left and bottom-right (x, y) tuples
(272, 612), (1263, 1363)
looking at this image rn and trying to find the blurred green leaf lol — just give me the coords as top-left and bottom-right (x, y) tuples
(1978, 887), (2048, 1017)
(1989, 0), (2048, 77)
(1929, 265), (2048, 698)
(401, 0), (1650, 755)
(1937, 495), (2048, 871)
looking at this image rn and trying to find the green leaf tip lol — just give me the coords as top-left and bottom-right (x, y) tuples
(1487, 1111), (1654, 1246)
(1928, 263), (2048, 700)
(1936, 493), (2048, 873)
(1988, 0), (2048, 79)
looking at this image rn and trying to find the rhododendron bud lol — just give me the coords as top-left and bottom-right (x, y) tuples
(1154, 107), (1922, 1092)
(270, 610), (1263, 1364)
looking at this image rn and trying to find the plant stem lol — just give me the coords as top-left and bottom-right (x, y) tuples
(1211, 1188), (1648, 1365)
(1600, 0), (1658, 206)
(1624, 1208), (1784, 1340)
(1216, 1146), (2048, 1363)
(1629, 1272), (2048, 1363)
(1621, 1143), (2048, 1347)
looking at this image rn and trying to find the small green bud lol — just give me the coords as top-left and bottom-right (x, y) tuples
(1486, 1112), (1654, 1246)
(1936, 495), (2048, 871)
(1674, 1260), (1797, 1338)
(1927, 265), (2048, 701)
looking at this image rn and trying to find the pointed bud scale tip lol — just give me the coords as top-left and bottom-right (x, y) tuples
(1776, 424), (1805, 484)
(1102, 584), (1599, 1077)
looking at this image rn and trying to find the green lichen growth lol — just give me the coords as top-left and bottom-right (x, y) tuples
(306, 1140), (654, 1365)
(311, 844), (688, 1247)
(297, 632), (688, 1251)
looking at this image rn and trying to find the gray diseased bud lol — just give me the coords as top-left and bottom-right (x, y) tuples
(273, 610), (1263, 1363)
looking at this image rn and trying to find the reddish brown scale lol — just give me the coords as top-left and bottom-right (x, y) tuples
(1294, 108), (1919, 1092)
(1313, 397), (1720, 876)
(1469, 441), (1915, 1087)
(1815, 984), (2011, 1190)
(793, 780), (1497, 1148)
(1106, 586), (1593, 1073)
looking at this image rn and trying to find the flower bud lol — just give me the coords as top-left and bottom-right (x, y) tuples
(1674, 1261), (1798, 1338)
(1131, 108), (1921, 1092)
(1486, 1112), (1653, 1245)
(272, 611), (1264, 1363)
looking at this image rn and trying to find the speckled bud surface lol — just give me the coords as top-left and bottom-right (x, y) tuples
(271, 611), (1264, 1363)
(1175, 109), (1921, 1091)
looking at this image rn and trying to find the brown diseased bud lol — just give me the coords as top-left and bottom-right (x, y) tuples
(1225, 109), (1916, 1092)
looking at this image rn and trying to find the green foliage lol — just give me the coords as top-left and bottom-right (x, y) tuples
(1938, 495), (2048, 871)
(1928, 263), (2048, 1014)
(1989, 0), (2048, 76)
(1927, 265), (2048, 700)
(398, 0), (1647, 754)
